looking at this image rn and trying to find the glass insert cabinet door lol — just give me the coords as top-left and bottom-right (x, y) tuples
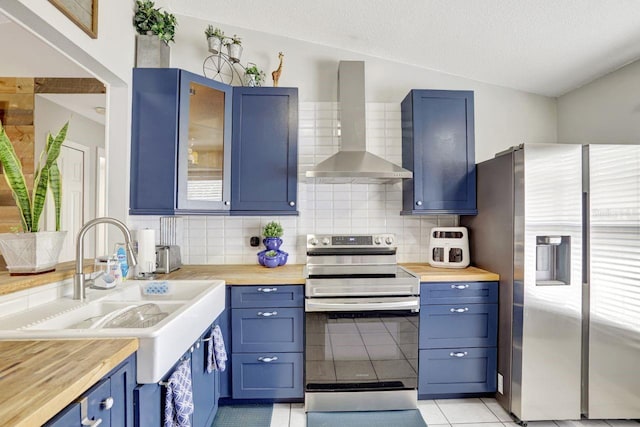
(177, 73), (232, 211)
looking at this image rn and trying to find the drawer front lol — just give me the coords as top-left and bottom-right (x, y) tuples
(86, 378), (113, 427)
(232, 352), (303, 399)
(232, 307), (304, 353)
(421, 281), (498, 305)
(231, 285), (304, 308)
(418, 347), (497, 396)
(420, 303), (497, 348)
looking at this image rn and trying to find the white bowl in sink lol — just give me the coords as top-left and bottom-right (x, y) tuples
(0, 280), (226, 384)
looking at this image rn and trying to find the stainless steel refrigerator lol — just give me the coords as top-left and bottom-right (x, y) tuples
(462, 143), (584, 422)
(583, 144), (640, 419)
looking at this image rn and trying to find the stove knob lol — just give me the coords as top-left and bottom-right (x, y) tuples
(385, 236), (394, 245)
(322, 237), (331, 246)
(309, 238), (318, 246)
(374, 237), (382, 245)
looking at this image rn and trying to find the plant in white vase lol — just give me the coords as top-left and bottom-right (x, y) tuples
(0, 120), (69, 274)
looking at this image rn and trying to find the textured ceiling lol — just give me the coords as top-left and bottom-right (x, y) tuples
(165, 0), (640, 97)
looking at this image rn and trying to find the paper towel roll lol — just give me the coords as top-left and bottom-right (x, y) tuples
(137, 229), (156, 273)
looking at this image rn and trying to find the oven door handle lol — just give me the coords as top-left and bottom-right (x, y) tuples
(305, 298), (419, 312)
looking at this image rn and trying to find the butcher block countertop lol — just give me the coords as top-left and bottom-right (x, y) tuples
(161, 263), (498, 283)
(0, 338), (138, 427)
(0, 262), (498, 296)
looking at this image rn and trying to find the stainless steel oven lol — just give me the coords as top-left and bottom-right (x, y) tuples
(304, 234), (420, 412)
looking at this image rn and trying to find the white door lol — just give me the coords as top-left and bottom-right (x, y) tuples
(48, 144), (86, 262)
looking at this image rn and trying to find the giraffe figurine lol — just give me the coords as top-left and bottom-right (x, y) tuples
(271, 52), (284, 87)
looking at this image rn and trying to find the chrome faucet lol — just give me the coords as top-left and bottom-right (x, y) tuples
(74, 217), (138, 300)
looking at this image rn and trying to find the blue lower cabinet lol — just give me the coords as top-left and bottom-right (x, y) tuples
(419, 303), (498, 348)
(232, 352), (303, 399)
(46, 354), (135, 427)
(231, 285), (304, 308)
(134, 383), (162, 427)
(192, 329), (220, 427)
(232, 307), (304, 353)
(420, 282), (498, 304)
(44, 402), (81, 427)
(418, 347), (497, 397)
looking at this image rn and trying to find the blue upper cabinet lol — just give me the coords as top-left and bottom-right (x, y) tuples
(231, 87), (298, 215)
(130, 68), (232, 215)
(401, 90), (477, 215)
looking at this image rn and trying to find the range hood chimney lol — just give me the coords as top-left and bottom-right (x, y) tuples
(305, 61), (413, 183)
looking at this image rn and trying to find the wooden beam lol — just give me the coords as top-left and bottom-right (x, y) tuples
(34, 78), (105, 94)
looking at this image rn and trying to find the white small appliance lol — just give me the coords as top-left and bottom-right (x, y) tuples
(428, 226), (470, 268)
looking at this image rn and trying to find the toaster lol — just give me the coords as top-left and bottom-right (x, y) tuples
(428, 227), (470, 268)
(155, 245), (182, 273)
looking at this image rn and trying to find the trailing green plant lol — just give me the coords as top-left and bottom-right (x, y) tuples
(0, 121), (69, 232)
(204, 25), (224, 40)
(262, 221), (283, 238)
(134, 0), (177, 44)
(265, 250), (278, 258)
(244, 64), (266, 86)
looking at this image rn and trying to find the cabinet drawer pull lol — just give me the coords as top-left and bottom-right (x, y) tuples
(101, 397), (114, 410)
(82, 418), (102, 427)
(257, 311), (278, 317)
(450, 307), (469, 313)
(449, 351), (468, 358)
(257, 287), (278, 293)
(451, 284), (470, 290)
(258, 356), (278, 363)
(79, 396), (102, 426)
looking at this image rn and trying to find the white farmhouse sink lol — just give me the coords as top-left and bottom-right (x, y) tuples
(0, 280), (226, 383)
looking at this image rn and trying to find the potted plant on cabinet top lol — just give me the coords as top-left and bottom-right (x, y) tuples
(133, 0), (177, 67)
(0, 121), (69, 275)
(205, 25), (225, 55)
(244, 64), (266, 87)
(225, 34), (243, 63)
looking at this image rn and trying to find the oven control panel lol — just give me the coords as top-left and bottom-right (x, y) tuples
(307, 234), (396, 248)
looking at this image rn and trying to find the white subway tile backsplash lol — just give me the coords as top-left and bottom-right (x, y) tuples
(142, 102), (452, 265)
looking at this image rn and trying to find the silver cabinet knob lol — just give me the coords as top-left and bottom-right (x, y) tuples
(416, 200), (423, 206)
(224, 201), (230, 206)
(289, 201), (295, 207)
(101, 397), (114, 410)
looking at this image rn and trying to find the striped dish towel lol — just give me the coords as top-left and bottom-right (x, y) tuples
(164, 359), (194, 427)
(207, 325), (228, 373)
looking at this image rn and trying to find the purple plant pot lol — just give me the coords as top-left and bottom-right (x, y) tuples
(263, 256), (279, 268)
(278, 250), (288, 266)
(263, 237), (283, 251)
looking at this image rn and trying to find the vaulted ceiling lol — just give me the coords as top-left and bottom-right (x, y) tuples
(165, 0), (640, 97)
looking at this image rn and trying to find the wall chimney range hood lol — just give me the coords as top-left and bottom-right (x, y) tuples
(305, 61), (413, 183)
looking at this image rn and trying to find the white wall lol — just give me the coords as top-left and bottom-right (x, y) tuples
(557, 59), (640, 144)
(171, 15), (558, 162)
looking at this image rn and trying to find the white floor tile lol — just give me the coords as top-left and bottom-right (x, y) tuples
(436, 398), (501, 423)
(523, 422), (559, 427)
(430, 425), (452, 427)
(451, 423), (504, 427)
(555, 421), (611, 427)
(270, 403), (291, 427)
(290, 403), (306, 427)
(418, 399), (449, 424)
(605, 421), (640, 426)
(481, 397), (516, 422)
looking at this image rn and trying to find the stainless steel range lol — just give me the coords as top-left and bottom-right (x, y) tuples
(304, 234), (420, 412)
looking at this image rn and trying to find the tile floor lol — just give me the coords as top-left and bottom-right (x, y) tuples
(268, 398), (640, 427)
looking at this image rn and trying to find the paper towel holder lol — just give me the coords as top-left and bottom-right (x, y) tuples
(133, 228), (158, 280)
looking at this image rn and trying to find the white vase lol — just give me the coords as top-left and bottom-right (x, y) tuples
(207, 37), (223, 54)
(0, 231), (67, 274)
(226, 43), (243, 63)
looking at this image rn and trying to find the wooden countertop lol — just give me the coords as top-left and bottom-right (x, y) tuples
(162, 263), (498, 284)
(0, 262), (498, 296)
(401, 264), (499, 282)
(0, 338), (138, 427)
(0, 261), (93, 297)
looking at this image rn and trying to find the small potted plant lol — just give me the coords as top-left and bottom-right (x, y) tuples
(225, 34), (243, 63)
(244, 63), (266, 87)
(263, 250), (279, 268)
(205, 25), (225, 54)
(262, 221), (283, 251)
(0, 121), (69, 274)
(133, 0), (177, 67)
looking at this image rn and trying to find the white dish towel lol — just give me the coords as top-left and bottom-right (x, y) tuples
(164, 359), (194, 427)
(207, 324), (228, 373)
